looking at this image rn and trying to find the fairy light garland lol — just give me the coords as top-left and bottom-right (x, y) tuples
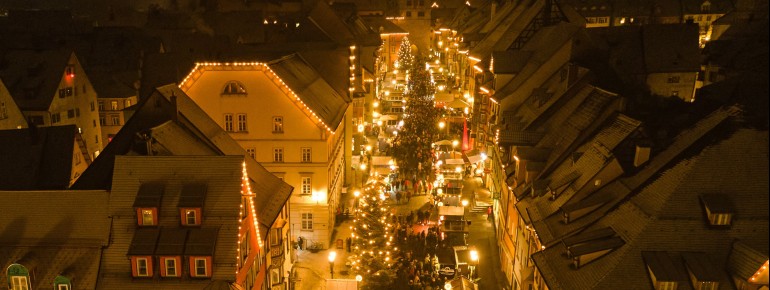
(178, 62), (335, 133)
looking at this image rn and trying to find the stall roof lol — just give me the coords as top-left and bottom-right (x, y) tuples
(439, 206), (465, 216)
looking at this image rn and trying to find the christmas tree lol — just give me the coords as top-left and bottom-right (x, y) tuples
(352, 183), (398, 289)
(391, 60), (440, 179)
(396, 36), (414, 71)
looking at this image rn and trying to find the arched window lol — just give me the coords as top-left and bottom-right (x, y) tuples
(222, 81), (247, 95)
(7, 264), (31, 290)
(54, 275), (72, 290)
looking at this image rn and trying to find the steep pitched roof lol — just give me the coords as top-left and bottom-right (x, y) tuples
(360, 15), (408, 34)
(71, 84), (293, 234)
(0, 190), (109, 289)
(0, 125), (79, 190)
(533, 127), (768, 290)
(269, 53), (350, 130)
(0, 49), (71, 111)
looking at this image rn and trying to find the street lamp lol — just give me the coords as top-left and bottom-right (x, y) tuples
(354, 190), (361, 211)
(328, 251), (337, 279)
(469, 249), (479, 279)
(461, 199), (469, 207)
(359, 163), (367, 187)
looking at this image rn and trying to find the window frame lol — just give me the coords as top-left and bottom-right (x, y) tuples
(224, 114), (234, 132)
(301, 176), (312, 195)
(237, 113), (248, 132)
(301, 212), (313, 230)
(301, 147), (312, 163)
(137, 207), (158, 226)
(222, 81), (247, 95)
(10, 276), (29, 290)
(110, 101), (118, 110)
(273, 116), (284, 133)
(246, 148), (256, 160)
(181, 208), (201, 226)
(191, 257), (210, 277)
(135, 257), (151, 277)
(273, 147), (284, 163)
(163, 257), (180, 277)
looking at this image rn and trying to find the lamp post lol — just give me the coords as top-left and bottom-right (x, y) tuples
(328, 251), (337, 279)
(469, 249), (479, 279)
(353, 190), (361, 212)
(359, 163), (367, 187)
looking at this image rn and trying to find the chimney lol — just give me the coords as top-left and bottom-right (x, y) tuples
(634, 145), (651, 167)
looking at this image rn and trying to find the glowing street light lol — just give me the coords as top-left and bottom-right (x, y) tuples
(461, 199), (469, 207)
(328, 251), (337, 279)
(438, 121), (446, 129)
(469, 249), (479, 278)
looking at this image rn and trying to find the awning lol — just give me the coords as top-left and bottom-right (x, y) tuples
(462, 149), (483, 164)
(371, 156), (393, 166)
(447, 98), (470, 109)
(378, 114), (399, 121)
(438, 206), (465, 216)
(447, 276), (477, 290)
(445, 158), (465, 165)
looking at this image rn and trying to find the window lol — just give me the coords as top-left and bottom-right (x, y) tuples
(183, 209), (199, 225)
(301, 177), (311, 195)
(95, 135), (99, 144)
(74, 153), (81, 165)
(273, 116), (284, 133)
(164, 258), (179, 277)
(125, 99), (132, 107)
(390, 107), (404, 113)
(273, 148), (284, 162)
(0, 102), (6, 119)
(136, 258), (150, 277)
(138, 208), (156, 226)
(224, 114), (234, 132)
(59, 89), (66, 98)
(68, 109), (75, 119)
(75, 108), (80, 117)
(246, 148), (256, 159)
(418, 11), (425, 17)
(90, 101), (95, 111)
(110, 115), (119, 125)
(598, 17), (607, 24)
(406, 0), (412, 6)
(58, 284), (70, 290)
(270, 228), (281, 245)
(301, 212), (313, 230)
(237, 114), (247, 131)
(11, 276), (29, 290)
(406, 11), (412, 17)
(99, 116), (106, 126)
(301, 147), (312, 162)
(194, 258), (208, 277)
(111, 101), (118, 110)
(83, 84), (87, 94)
(98, 101), (104, 111)
(52, 112), (61, 124)
(701, 3), (711, 12)
(667, 76), (681, 83)
(223, 81), (247, 94)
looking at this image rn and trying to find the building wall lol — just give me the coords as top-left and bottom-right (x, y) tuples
(99, 96), (138, 145)
(0, 81), (27, 129)
(70, 135), (90, 187)
(183, 68), (344, 249)
(646, 71), (698, 102)
(45, 53), (102, 159)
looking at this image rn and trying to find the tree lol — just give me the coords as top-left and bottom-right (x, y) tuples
(352, 184), (397, 289)
(391, 61), (440, 180)
(397, 36), (414, 71)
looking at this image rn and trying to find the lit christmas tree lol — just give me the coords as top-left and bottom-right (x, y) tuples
(352, 183), (397, 289)
(396, 36), (414, 71)
(391, 61), (440, 180)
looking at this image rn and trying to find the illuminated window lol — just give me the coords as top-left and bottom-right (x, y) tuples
(667, 76), (681, 83)
(183, 209), (199, 225)
(273, 116), (284, 133)
(111, 101), (118, 110)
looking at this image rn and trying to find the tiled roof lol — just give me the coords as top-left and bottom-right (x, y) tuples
(269, 53), (350, 130)
(0, 49), (71, 110)
(727, 240), (768, 280)
(532, 125), (768, 290)
(0, 125), (79, 190)
(0, 190), (109, 289)
(681, 0), (734, 14)
(361, 16), (408, 34)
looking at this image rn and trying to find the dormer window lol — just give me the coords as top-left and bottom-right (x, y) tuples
(682, 252), (720, 290)
(222, 81), (247, 95)
(699, 194), (734, 227)
(7, 264), (31, 290)
(133, 183), (164, 226)
(642, 251), (688, 290)
(701, 2), (711, 13)
(186, 228), (218, 278)
(54, 275), (72, 290)
(128, 229), (160, 278)
(156, 229), (187, 278)
(179, 183), (206, 226)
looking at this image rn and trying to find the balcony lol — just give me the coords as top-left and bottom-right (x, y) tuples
(271, 243), (284, 258)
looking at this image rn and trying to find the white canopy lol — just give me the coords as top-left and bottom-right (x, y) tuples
(438, 206), (464, 216)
